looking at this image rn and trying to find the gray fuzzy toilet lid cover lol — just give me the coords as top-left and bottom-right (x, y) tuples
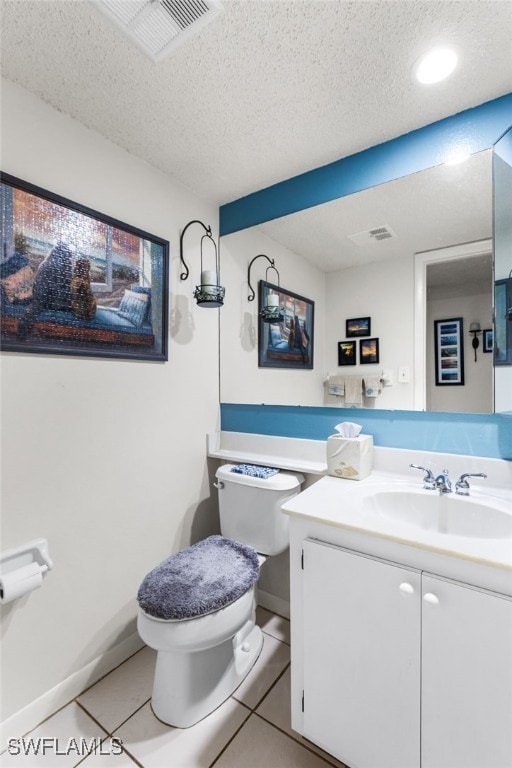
(137, 535), (260, 620)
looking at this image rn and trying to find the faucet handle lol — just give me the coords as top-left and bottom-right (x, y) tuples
(435, 469), (452, 493)
(455, 472), (487, 496)
(409, 463), (436, 490)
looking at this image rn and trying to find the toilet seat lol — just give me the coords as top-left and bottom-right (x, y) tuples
(137, 535), (260, 621)
(138, 584), (256, 652)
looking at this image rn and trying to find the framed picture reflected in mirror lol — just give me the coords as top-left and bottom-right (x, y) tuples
(258, 280), (314, 369)
(338, 340), (356, 366)
(434, 318), (464, 385)
(359, 337), (379, 365)
(346, 316), (371, 337)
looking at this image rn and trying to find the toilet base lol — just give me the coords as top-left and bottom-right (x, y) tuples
(150, 618), (263, 728)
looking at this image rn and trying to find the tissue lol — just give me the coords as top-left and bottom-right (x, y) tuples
(326, 422), (373, 480)
(334, 422), (362, 438)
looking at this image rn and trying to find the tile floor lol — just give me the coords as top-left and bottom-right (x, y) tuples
(1, 608), (348, 768)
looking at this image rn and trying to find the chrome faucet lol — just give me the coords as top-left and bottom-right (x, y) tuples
(455, 472), (487, 496)
(409, 464), (436, 491)
(434, 470), (452, 494)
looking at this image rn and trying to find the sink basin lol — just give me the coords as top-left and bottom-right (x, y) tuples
(365, 489), (512, 539)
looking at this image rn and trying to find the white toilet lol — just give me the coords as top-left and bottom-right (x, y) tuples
(137, 463), (303, 727)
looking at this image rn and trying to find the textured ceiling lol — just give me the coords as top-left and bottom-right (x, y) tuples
(1, 0), (511, 205)
(255, 150), (492, 272)
(427, 253), (493, 300)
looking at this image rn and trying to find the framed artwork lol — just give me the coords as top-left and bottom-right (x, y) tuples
(0, 173), (168, 361)
(338, 340), (356, 366)
(258, 280), (314, 369)
(359, 337), (379, 364)
(434, 318), (464, 385)
(483, 328), (493, 353)
(346, 316), (371, 337)
(494, 278), (512, 365)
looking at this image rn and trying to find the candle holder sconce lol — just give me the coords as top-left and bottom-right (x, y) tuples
(469, 321), (482, 362)
(180, 220), (225, 308)
(247, 254), (284, 323)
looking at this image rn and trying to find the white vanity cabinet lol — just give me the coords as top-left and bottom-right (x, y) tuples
(421, 572), (512, 768)
(302, 539), (421, 768)
(297, 537), (512, 768)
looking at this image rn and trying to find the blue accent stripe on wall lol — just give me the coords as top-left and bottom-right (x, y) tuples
(220, 94), (512, 235)
(220, 404), (512, 461)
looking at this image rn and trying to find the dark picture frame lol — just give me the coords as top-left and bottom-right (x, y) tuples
(338, 340), (356, 366)
(359, 337), (379, 364)
(346, 316), (371, 337)
(0, 173), (168, 361)
(258, 280), (314, 369)
(434, 317), (464, 385)
(483, 328), (493, 353)
(494, 278), (512, 365)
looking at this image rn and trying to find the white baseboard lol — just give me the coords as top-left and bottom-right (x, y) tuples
(257, 589), (290, 619)
(0, 631), (144, 752)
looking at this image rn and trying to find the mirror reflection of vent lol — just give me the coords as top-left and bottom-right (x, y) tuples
(93, 0), (223, 63)
(347, 225), (396, 246)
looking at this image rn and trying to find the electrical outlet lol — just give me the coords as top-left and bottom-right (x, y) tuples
(398, 366), (410, 383)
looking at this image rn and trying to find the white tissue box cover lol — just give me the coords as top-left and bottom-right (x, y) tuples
(326, 434), (373, 480)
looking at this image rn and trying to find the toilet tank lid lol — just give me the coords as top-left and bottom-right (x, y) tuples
(216, 463), (304, 491)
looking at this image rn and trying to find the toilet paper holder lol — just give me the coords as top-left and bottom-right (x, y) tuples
(0, 538), (53, 604)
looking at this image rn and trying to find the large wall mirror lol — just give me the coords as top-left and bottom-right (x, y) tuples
(493, 127), (512, 412)
(220, 138), (511, 415)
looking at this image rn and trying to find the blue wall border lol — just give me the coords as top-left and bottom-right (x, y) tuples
(221, 404), (512, 461)
(220, 93), (512, 235)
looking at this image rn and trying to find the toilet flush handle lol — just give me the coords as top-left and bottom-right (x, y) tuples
(213, 480), (224, 490)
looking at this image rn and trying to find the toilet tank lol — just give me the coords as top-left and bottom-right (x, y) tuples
(215, 464), (304, 556)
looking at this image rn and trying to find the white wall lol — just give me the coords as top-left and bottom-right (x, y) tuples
(220, 228), (326, 405)
(0, 81), (221, 724)
(325, 256), (415, 409)
(427, 292), (493, 413)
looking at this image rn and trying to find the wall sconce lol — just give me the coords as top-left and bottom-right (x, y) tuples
(180, 220), (225, 308)
(469, 321), (482, 362)
(247, 254), (284, 323)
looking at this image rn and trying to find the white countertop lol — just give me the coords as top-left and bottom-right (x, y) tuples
(207, 431), (327, 474)
(282, 471), (512, 574)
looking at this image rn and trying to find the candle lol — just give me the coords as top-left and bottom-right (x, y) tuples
(267, 293), (279, 307)
(201, 270), (217, 287)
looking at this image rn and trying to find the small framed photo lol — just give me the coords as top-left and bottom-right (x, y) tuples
(338, 340), (356, 366)
(346, 316), (371, 337)
(483, 328), (493, 353)
(359, 337), (379, 364)
(434, 318), (464, 385)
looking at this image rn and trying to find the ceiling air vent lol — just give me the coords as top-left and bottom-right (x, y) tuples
(347, 225), (396, 246)
(93, 0), (223, 63)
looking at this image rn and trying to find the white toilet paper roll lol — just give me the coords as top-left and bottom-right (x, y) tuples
(0, 562), (44, 604)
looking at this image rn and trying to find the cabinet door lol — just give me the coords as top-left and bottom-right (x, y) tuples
(422, 573), (512, 768)
(302, 539), (421, 768)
